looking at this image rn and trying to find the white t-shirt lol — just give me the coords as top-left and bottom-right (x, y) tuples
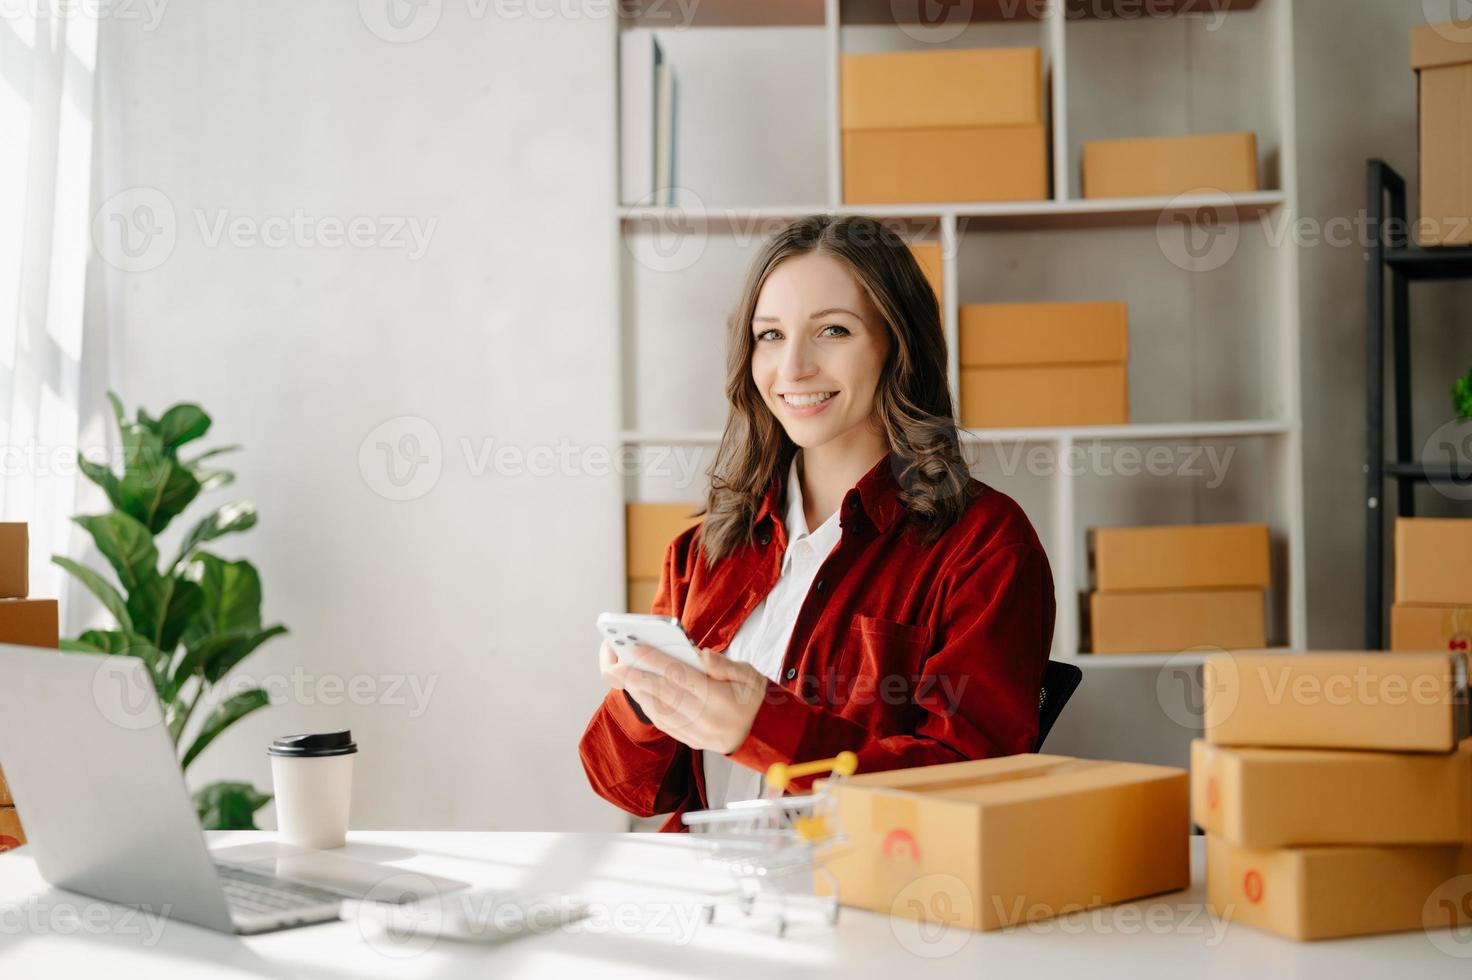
(701, 450), (842, 810)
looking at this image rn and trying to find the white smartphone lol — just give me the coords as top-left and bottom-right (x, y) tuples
(596, 613), (706, 673)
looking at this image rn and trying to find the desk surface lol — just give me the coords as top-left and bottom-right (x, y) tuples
(0, 832), (1466, 979)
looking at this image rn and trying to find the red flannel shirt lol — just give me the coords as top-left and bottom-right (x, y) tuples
(578, 451), (1055, 831)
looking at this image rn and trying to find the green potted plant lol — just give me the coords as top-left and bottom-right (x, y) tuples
(1455, 367), (1472, 420)
(54, 392), (285, 830)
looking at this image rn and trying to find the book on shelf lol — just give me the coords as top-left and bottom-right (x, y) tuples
(620, 28), (676, 207)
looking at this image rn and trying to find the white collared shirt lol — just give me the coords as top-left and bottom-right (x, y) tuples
(701, 450), (843, 810)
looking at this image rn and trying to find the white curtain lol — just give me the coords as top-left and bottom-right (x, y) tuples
(0, 9), (110, 625)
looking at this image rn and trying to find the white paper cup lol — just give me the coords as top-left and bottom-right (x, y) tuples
(268, 731), (357, 849)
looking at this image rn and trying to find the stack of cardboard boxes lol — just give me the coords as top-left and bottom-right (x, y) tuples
(840, 47), (1048, 205)
(624, 503), (702, 613)
(1196, 651), (1472, 940)
(1412, 21), (1472, 246)
(1391, 517), (1472, 655)
(1087, 522), (1270, 654)
(958, 301), (1129, 428)
(1082, 131), (1259, 199)
(0, 522), (61, 852)
(907, 242), (943, 304)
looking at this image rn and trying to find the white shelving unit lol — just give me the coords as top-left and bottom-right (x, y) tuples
(614, 0), (1305, 667)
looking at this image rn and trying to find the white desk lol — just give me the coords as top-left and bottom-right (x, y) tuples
(0, 833), (1465, 978)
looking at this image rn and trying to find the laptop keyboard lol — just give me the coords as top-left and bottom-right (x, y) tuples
(216, 861), (344, 916)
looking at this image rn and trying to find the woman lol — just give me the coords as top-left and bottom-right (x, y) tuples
(579, 214), (1055, 832)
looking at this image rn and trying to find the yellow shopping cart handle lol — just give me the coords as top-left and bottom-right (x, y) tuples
(765, 751), (858, 792)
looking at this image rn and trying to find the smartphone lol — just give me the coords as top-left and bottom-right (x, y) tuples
(596, 613), (706, 674)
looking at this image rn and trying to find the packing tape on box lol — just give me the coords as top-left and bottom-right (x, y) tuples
(875, 757), (1113, 798)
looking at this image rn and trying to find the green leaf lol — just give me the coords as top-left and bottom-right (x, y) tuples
(199, 625), (287, 684)
(182, 688), (270, 769)
(185, 553), (264, 644)
(183, 445), (241, 467)
(194, 469), (235, 493)
(157, 578), (204, 653)
(73, 512), (159, 596)
(60, 637), (105, 653)
(1454, 368), (1472, 420)
(77, 454), (124, 505)
(73, 630), (167, 698)
(112, 424), (201, 533)
(52, 555), (134, 633)
(194, 780), (271, 831)
(171, 502), (258, 572)
(155, 404), (211, 452)
(106, 390), (126, 428)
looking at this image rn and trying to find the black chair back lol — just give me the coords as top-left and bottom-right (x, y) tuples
(1034, 660), (1083, 752)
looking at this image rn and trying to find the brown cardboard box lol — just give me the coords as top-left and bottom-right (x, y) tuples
(0, 806), (23, 851)
(1396, 517), (1472, 605)
(1090, 523), (1271, 592)
(1082, 132), (1259, 199)
(1206, 834), (1472, 941)
(908, 242), (943, 302)
(841, 47), (1043, 130)
(1202, 652), (1471, 752)
(960, 363), (1127, 428)
(1392, 603), (1472, 655)
(0, 598), (58, 648)
(959, 302), (1128, 367)
(818, 754), (1190, 932)
(1412, 23), (1472, 246)
(0, 523), (26, 599)
(1191, 738), (1472, 848)
(625, 503), (701, 580)
(842, 124), (1048, 205)
(1090, 589), (1265, 654)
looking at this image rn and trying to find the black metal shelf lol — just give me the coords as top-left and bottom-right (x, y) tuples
(1364, 160), (1472, 649)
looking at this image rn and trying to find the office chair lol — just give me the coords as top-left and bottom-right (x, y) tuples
(1034, 660), (1083, 752)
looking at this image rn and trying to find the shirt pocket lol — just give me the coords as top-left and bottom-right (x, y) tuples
(829, 615), (934, 725)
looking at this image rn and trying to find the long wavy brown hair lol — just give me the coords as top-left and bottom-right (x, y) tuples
(697, 214), (975, 566)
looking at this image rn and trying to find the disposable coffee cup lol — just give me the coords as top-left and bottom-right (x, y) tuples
(268, 730), (357, 849)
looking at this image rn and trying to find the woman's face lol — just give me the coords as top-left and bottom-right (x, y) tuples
(749, 252), (890, 451)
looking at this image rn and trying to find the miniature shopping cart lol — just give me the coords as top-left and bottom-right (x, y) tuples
(680, 751), (858, 937)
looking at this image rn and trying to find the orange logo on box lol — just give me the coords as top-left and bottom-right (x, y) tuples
(1206, 777), (1219, 810)
(1243, 869), (1264, 904)
(881, 828), (921, 863)
(0, 835), (20, 852)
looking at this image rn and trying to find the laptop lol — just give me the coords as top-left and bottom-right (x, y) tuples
(0, 643), (346, 934)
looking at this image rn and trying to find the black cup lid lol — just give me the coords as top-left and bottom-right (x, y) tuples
(268, 731), (357, 758)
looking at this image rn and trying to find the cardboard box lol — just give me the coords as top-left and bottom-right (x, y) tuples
(908, 242), (943, 303)
(1090, 589), (1265, 654)
(1412, 23), (1472, 246)
(1396, 517), (1472, 605)
(1202, 652), (1471, 752)
(0, 598), (58, 649)
(627, 577), (658, 614)
(1392, 603), (1472, 655)
(1206, 834), (1472, 941)
(960, 363), (1127, 428)
(818, 754), (1190, 932)
(841, 47), (1043, 130)
(1082, 132), (1259, 199)
(1191, 738), (1472, 848)
(0, 523), (26, 599)
(959, 302), (1128, 367)
(0, 806), (23, 852)
(1090, 523), (1271, 592)
(625, 503), (701, 581)
(842, 124), (1048, 205)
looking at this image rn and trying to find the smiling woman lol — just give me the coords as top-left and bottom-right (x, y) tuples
(579, 214), (1056, 831)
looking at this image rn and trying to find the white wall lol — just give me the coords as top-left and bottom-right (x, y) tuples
(1293, 0), (1472, 649)
(91, 1), (626, 830)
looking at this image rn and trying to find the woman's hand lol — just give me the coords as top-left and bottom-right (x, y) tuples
(598, 639), (631, 691)
(622, 645), (767, 755)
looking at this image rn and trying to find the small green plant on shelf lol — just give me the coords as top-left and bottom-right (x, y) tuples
(53, 392), (285, 830)
(1455, 368), (1472, 420)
